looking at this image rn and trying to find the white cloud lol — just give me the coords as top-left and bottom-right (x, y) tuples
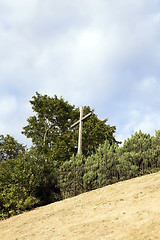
(0, 0), (160, 145)
(0, 95), (17, 119)
(135, 113), (160, 134)
(138, 77), (160, 95)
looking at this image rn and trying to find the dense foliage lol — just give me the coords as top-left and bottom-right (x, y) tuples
(0, 134), (25, 161)
(1, 93), (160, 220)
(0, 149), (60, 219)
(60, 131), (160, 198)
(22, 92), (117, 161)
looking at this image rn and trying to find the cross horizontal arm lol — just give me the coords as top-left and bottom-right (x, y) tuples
(82, 112), (92, 121)
(70, 112), (92, 128)
(71, 119), (80, 128)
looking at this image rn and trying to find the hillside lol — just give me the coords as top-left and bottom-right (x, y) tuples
(1, 172), (160, 240)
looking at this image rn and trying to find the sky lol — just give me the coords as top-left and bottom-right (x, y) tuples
(1, 0), (160, 147)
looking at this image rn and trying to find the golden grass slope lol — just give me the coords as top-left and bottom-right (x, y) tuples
(1, 172), (160, 240)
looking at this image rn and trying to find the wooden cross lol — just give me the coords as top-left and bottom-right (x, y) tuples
(71, 106), (92, 154)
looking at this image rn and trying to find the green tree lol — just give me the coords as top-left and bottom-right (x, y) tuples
(116, 152), (139, 181)
(59, 160), (74, 199)
(83, 140), (118, 191)
(60, 154), (86, 198)
(120, 130), (152, 174)
(0, 134), (25, 161)
(0, 150), (61, 219)
(81, 106), (117, 156)
(22, 92), (79, 162)
(122, 131), (151, 153)
(150, 130), (160, 171)
(22, 92), (117, 163)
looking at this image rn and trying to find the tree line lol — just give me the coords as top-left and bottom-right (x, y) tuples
(0, 92), (160, 219)
(60, 130), (160, 198)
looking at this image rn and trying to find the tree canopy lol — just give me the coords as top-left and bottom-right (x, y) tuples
(0, 134), (25, 162)
(22, 92), (117, 162)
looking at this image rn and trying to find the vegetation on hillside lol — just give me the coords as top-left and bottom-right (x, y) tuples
(0, 93), (160, 219)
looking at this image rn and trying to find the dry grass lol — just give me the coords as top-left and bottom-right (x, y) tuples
(1, 172), (160, 240)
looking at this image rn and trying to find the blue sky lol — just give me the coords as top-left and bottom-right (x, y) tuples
(0, 0), (160, 147)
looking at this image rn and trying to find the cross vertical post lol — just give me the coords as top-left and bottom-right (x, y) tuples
(78, 106), (83, 154)
(71, 106), (92, 155)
